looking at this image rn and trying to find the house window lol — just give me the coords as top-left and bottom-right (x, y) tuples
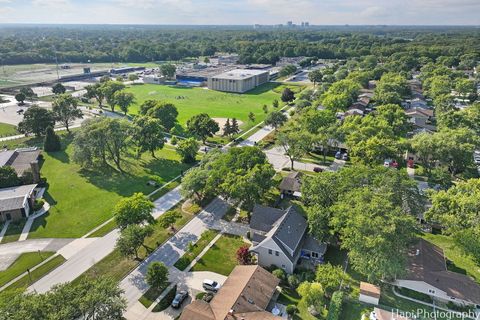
(275, 251), (279, 256)
(428, 289), (435, 294)
(268, 249), (272, 255)
(311, 252), (319, 258)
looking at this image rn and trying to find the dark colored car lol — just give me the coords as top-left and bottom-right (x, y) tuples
(335, 151), (342, 159)
(171, 290), (188, 308)
(313, 167), (323, 173)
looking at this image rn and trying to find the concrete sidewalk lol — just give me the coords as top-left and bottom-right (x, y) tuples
(120, 197), (230, 308)
(18, 202), (50, 241)
(29, 187), (184, 293)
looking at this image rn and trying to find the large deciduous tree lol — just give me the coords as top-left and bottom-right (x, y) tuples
(176, 137), (199, 163)
(0, 166), (20, 188)
(113, 91), (135, 115)
(160, 63), (176, 78)
(18, 105), (55, 136)
(116, 224), (153, 259)
(72, 117), (132, 170)
(131, 116), (165, 157)
(276, 128), (312, 170)
(52, 94), (83, 132)
(140, 101), (179, 132)
(264, 110), (287, 130)
(101, 81), (125, 111)
(85, 83), (105, 107)
(113, 193), (155, 229)
(186, 113), (219, 143)
(52, 83), (66, 95)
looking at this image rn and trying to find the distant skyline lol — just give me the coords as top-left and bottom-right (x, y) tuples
(0, 0), (479, 26)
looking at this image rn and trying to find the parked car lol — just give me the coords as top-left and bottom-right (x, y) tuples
(313, 167), (323, 173)
(335, 151), (342, 159)
(384, 159), (399, 168)
(202, 279), (221, 292)
(171, 290), (188, 308)
(341, 153), (349, 161)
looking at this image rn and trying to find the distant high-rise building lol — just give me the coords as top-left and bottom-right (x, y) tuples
(287, 21), (293, 27)
(301, 22), (305, 27)
(305, 22), (310, 27)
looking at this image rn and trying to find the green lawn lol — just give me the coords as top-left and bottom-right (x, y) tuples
(191, 234), (247, 276)
(28, 143), (193, 239)
(174, 230), (219, 271)
(1, 220), (26, 244)
(422, 233), (480, 282)
(126, 83), (303, 130)
(139, 282), (170, 308)
(5, 255), (66, 291)
(0, 252), (55, 288)
(75, 206), (194, 284)
(0, 122), (17, 137)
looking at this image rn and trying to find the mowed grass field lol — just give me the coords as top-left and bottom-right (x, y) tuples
(0, 122), (17, 136)
(126, 82), (303, 129)
(28, 142), (192, 239)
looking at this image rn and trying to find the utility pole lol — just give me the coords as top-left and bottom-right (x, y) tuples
(53, 46), (60, 81)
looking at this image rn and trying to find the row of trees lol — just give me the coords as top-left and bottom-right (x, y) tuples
(85, 79), (135, 114)
(0, 277), (126, 320)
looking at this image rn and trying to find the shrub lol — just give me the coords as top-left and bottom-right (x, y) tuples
(272, 268), (286, 282)
(287, 274), (300, 288)
(326, 291), (344, 320)
(33, 199), (45, 211)
(170, 136), (178, 145)
(286, 304), (298, 317)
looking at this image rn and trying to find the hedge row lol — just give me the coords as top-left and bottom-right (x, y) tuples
(326, 290), (344, 320)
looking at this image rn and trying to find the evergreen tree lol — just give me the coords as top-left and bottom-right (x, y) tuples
(43, 126), (61, 152)
(231, 118), (240, 135)
(223, 118), (232, 137)
(248, 112), (255, 122)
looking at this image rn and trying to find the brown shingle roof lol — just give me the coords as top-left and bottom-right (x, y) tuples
(179, 266), (281, 320)
(403, 239), (480, 304)
(360, 282), (381, 299)
(278, 171), (302, 193)
(0, 149), (41, 176)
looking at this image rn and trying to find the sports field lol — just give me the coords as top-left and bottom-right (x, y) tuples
(126, 82), (303, 129)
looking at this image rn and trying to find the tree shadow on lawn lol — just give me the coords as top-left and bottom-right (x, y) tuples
(45, 149), (70, 164)
(75, 157), (185, 197)
(243, 82), (281, 96)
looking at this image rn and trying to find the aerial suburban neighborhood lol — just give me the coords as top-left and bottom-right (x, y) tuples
(0, 2), (479, 320)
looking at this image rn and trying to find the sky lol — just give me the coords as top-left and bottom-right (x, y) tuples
(0, 0), (479, 25)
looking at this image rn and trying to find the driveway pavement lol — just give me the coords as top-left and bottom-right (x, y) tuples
(120, 197), (230, 308)
(0, 238), (73, 271)
(29, 187), (184, 294)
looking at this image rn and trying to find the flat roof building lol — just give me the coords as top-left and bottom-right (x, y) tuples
(207, 69), (269, 93)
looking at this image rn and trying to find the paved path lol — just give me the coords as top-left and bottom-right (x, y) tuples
(0, 238), (73, 271)
(29, 187), (184, 293)
(264, 146), (331, 172)
(120, 197), (230, 308)
(0, 221), (10, 244)
(18, 202), (50, 241)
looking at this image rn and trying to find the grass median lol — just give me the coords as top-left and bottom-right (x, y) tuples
(173, 230), (219, 271)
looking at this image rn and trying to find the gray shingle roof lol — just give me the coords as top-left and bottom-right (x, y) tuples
(0, 149), (41, 176)
(0, 184), (37, 211)
(272, 206), (307, 256)
(250, 205), (285, 233)
(278, 172), (302, 193)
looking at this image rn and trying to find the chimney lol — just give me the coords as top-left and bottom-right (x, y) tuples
(30, 161), (40, 183)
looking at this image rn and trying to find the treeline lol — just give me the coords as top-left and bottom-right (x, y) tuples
(0, 26), (479, 65)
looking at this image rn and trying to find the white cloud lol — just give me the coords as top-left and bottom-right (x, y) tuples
(31, 0), (70, 7)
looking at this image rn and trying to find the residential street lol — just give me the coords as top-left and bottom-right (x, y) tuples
(120, 197), (231, 308)
(29, 187), (184, 293)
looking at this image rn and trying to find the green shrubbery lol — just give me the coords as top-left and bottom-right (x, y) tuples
(326, 291), (343, 320)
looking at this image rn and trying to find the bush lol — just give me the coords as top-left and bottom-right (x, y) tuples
(33, 199), (45, 211)
(286, 304), (298, 317)
(170, 136), (178, 145)
(287, 274), (300, 288)
(326, 291), (343, 320)
(272, 268), (286, 282)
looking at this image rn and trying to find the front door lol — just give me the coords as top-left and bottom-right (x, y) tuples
(6, 213), (11, 221)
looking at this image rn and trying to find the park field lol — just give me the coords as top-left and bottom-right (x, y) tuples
(0, 122), (17, 137)
(125, 82), (304, 130)
(27, 140), (192, 239)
